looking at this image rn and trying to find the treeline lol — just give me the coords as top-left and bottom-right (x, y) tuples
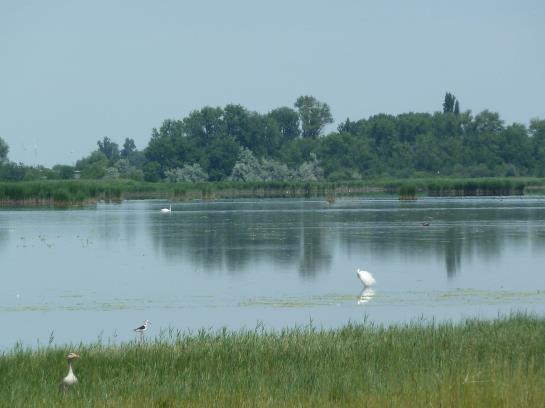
(1, 93), (544, 182)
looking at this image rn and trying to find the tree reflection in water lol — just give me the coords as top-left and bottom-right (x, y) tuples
(147, 198), (545, 280)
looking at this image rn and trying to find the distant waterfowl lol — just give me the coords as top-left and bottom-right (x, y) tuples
(421, 222), (430, 227)
(134, 319), (150, 336)
(60, 352), (80, 390)
(160, 204), (172, 213)
(356, 268), (376, 288)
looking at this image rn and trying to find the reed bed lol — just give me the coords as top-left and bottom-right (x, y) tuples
(0, 177), (544, 207)
(1, 314), (544, 407)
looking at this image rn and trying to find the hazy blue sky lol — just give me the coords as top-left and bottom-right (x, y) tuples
(1, 0), (544, 167)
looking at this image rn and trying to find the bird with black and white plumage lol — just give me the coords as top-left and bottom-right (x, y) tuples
(134, 319), (150, 335)
(59, 352), (80, 391)
(356, 268), (376, 288)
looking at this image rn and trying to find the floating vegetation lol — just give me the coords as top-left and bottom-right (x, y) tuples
(239, 289), (545, 309)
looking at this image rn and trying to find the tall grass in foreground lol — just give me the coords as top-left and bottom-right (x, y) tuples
(1, 314), (544, 407)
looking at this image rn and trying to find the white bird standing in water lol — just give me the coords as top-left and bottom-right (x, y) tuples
(160, 204), (171, 213)
(60, 352), (80, 390)
(356, 268), (376, 288)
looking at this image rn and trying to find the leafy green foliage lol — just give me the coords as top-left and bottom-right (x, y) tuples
(97, 136), (120, 163)
(443, 91), (460, 114)
(1, 94), (545, 182)
(165, 164), (208, 183)
(0, 136), (8, 163)
(76, 151), (109, 179)
(294, 95), (333, 138)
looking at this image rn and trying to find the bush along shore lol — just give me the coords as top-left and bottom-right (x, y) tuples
(1, 314), (544, 407)
(0, 177), (544, 207)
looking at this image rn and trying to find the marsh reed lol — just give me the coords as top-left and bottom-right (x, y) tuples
(1, 314), (544, 407)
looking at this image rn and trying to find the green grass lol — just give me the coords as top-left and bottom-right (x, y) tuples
(0, 177), (544, 206)
(1, 314), (544, 407)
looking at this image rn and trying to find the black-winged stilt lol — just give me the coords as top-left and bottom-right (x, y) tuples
(134, 320), (150, 337)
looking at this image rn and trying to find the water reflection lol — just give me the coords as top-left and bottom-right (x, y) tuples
(357, 287), (375, 305)
(2, 198), (545, 284)
(0, 227), (7, 249)
(150, 203), (332, 277)
(147, 198), (545, 280)
(1, 198), (545, 348)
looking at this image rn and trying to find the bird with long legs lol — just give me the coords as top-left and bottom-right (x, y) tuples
(134, 319), (150, 340)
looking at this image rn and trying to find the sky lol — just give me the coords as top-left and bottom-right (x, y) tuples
(1, 0), (544, 167)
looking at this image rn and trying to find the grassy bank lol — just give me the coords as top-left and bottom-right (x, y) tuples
(1, 314), (544, 407)
(0, 177), (544, 206)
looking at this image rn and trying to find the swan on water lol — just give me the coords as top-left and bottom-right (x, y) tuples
(160, 204), (171, 213)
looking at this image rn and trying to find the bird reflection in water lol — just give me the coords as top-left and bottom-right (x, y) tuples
(356, 268), (376, 305)
(357, 287), (376, 305)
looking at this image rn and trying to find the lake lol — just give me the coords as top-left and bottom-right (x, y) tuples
(1, 196), (545, 349)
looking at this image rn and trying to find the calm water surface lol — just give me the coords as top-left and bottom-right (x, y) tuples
(1, 196), (545, 348)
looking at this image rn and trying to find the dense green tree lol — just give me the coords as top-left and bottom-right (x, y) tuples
(0, 137), (8, 163)
(279, 138), (320, 168)
(52, 164), (75, 179)
(145, 120), (187, 173)
(97, 137), (120, 163)
(223, 105), (281, 157)
(443, 92), (457, 114)
(529, 119), (545, 175)
(396, 113), (433, 143)
(318, 132), (359, 176)
(267, 107), (301, 140)
(0, 162), (26, 180)
(414, 132), (445, 173)
(498, 123), (532, 173)
(366, 114), (398, 165)
(76, 151), (109, 179)
(203, 136), (240, 181)
(28, 97), (543, 183)
(143, 161), (162, 182)
(183, 107), (225, 146)
(294, 96), (333, 138)
(164, 163), (208, 183)
(121, 138), (136, 158)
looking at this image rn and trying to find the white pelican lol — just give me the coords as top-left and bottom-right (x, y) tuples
(356, 268), (376, 288)
(60, 352), (80, 390)
(134, 319), (150, 336)
(160, 204), (171, 213)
